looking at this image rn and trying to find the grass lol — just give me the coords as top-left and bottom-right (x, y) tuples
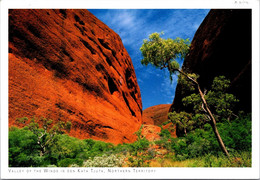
(145, 151), (251, 167)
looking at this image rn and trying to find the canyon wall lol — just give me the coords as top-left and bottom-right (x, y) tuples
(171, 9), (252, 114)
(142, 104), (171, 126)
(9, 9), (142, 144)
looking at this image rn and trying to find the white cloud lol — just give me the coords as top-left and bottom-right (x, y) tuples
(90, 9), (209, 108)
(137, 78), (143, 84)
(114, 10), (135, 28)
(160, 74), (178, 99)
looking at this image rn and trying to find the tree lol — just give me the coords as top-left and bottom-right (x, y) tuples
(9, 127), (42, 167)
(182, 76), (239, 122)
(16, 117), (72, 157)
(168, 111), (194, 136)
(140, 32), (230, 158)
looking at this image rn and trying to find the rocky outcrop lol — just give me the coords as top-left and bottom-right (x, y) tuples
(9, 9), (142, 144)
(142, 104), (176, 139)
(142, 104), (171, 126)
(171, 9), (252, 113)
(141, 125), (161, 141)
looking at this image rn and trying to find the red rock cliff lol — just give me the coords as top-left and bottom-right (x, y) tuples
(171, 9), (252, 114)
(9, 9), (142, 144)
(142, 104), (171, 126)
(142, 104), (177, 139)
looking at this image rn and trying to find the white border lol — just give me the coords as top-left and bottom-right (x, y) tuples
(1, 0), (259, 179)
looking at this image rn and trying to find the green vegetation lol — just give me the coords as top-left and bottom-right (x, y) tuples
(9, 121), (150, 167)
(170, 114), (251, 160)
(9, 113), (251, 167)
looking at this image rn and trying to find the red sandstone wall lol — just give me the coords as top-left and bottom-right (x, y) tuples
(9, 9), (142, 144)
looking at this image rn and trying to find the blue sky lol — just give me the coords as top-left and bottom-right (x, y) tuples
(89, 9), (210, 110)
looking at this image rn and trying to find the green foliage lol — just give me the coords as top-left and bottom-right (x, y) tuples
(178, 73), (199, 93)
(9, 114), (251, 167)
(182, 93), (201, 113)
(134, 124), (144, 140)
(47, 134), (86, 164)
(127, 155), (150, 167)
(140, 32), (190, 80)
(155, 127), (175, 151)
(14, 117), (72, 158)
(200, 76), (239, 121)
(170, 114), (251, 160)
(217, 114), (251, 151)
(182, 76), (239, 121)
(9, 127), (43, 167)
(50, 120), (72, 134)
(58, 158), (83, 167)
(198, 151), (251, 167)
(86, 140), (114, 158)
(159, 128), (171, 139)
(168, 151), (251, 167)
(73, 139), (116, 160)
(10, 117), (73, 167)
(83, 154), (125, 167)
(127, 138), (150, 156)
(211, 75), (230, 91)
(168, 111), (194, 135)
(9, 124), (117, 167)
(191, 113), (206, 128)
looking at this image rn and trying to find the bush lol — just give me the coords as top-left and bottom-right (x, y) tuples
(201, 151), (251, 167)
(159, 128), (171, 139)
(128, 138), (150, 155)
(57, 158), (83, 167)
(9, 127), (43, 167)
(83, 154), (125, 167)
(46, 134), (86, 165)
(79, 139), (115, 159)
(219, 114), (252, 151)
(171, 114), (251, 160)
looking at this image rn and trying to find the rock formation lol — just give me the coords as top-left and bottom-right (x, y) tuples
(142, 104), (177, 139)
(9, 9), (142, 144)
(142, 104), (171, 126)
(171, 9), (252, 113)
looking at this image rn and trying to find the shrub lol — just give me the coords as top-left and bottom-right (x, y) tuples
(57, 158), (83, 167)
(83, 154), (125, 167)
(171, 114), (251, 160)
(9, 127), (43, 167)
(46, 134), (86, 165)
(128, 138), (150, 156)
(79, 139), (115, 159)
(159, 128), (171, 139)
(113, 143), (131, 155)
(127, 155), (149, 167)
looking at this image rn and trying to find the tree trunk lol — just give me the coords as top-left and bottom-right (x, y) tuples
(177, 69), (230, 158)
(184, 128), (187, 136)
(196, 84), (230, 158)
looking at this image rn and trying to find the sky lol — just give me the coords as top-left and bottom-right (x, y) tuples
(89, 9), (210, 110)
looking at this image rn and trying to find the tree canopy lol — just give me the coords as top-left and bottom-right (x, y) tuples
(140, 32), (190, 80)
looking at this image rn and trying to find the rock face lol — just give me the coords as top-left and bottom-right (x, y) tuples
(142, 104), (171, 126)
(142, 104), (177, 139)
(9, 9), (142, 144)
(171, 9), (252, 113)
(141, 125), (161, 142)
